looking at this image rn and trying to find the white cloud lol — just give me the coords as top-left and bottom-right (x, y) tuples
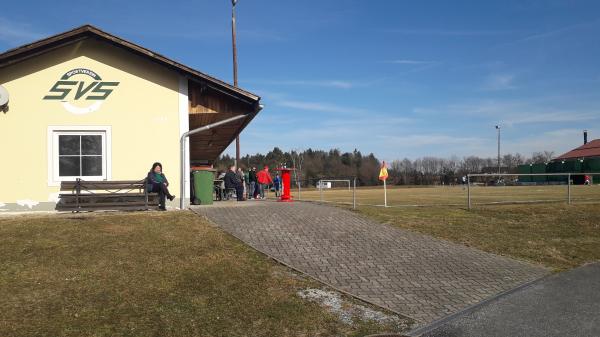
(494, 19), (600, 49)
(517, 19), (600, 43)
(245, 79), (358, 89)
(238, 29), (287, 42)
(438, 98), (600, 126)
(321, 116), (416, 128)
(385, 59), (443, 74)
(388, 59), (436, 65)
(378, 134), (483, 147)
(0, 18), (44, 45)
(246, 90), (371, 115)
(482, 74), (517, 91)
(125, 27), (285, 42)
(275, 99), (363, 114)
(499, 128), (595, 158)
(506, 111), (598, 125)
(542, 128), (583, 138)
(385, 29), (514, 37)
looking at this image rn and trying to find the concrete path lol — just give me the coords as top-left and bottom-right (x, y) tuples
(192, 201), (548, 325)
(412, 262), (600, 337)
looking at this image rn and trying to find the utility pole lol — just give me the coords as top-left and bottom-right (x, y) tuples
(495, 125), (501, 176)
(231, 0), (240, 168)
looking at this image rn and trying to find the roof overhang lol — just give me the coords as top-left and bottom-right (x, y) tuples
(0, 24), (260, 105)
(0, 24), (263, 163)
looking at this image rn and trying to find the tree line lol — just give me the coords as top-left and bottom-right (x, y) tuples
(214, 147), (381, 186)
(214, 148), (556, 186)
(388, 151), (554, 185)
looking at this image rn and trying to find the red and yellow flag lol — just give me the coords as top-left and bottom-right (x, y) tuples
(379, 161), (388, 181)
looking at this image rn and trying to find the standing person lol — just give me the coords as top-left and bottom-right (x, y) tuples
(249, 167), (258, 199)
(237, 167), (246, 197)
(243, 169), (250, 198)
(256, 166), (274, 199)
(146, 162), (175, 211)
(216, 170), (226, 200)
(273, 174), (281, 197)
(224, 165), (244, 201)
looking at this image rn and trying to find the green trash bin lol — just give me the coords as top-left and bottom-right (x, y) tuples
(192, 169), (215, 205)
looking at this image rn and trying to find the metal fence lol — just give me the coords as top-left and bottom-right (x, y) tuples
(466, 172), (600, 209)
(284, 173), (600, 210)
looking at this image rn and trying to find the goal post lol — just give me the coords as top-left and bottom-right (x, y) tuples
(316, 178), (355, 208)
(317, 179), (351, 191)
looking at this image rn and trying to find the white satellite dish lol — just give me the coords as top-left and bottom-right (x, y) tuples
(0, 85), (8, 112)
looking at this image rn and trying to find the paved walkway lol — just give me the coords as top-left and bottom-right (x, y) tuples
(414, 262), (600, 337)
(192, 201), (548, 325)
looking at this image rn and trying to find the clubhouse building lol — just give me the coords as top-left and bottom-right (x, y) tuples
(0, 25), (261, 211)
(518, 131), (600, 184)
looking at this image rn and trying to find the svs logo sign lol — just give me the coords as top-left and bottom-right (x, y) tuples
(43, 68), (119, 114)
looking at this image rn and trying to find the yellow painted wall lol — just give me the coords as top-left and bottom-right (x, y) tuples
(0, 39), (182, 208)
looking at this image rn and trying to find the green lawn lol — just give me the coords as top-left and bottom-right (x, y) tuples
(0, 211), (410, 337)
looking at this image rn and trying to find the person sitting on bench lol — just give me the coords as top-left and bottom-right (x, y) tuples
(147, 162), (175, 211)
(224, 164), (245, 201)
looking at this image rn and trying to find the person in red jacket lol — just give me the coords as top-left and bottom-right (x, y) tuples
(256, 166), (274, 199)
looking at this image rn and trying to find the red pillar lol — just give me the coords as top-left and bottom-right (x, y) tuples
(276, 168), (294, 202)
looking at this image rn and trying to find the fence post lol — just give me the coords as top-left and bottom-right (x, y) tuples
(467, 175), (471, 210)
(568, 173), (571, 205)
(383, 178), (387, 207)
(353, 178), (356, 210)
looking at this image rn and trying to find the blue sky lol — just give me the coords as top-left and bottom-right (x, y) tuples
(1, 0), (599, 161)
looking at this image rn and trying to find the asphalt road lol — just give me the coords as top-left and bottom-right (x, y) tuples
(411, 262), (600, 337)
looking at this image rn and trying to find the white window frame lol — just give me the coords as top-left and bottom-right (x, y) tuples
(47, 126), (112, 186)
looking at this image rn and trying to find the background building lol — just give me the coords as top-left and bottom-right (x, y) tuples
(518, 131), (600, 184)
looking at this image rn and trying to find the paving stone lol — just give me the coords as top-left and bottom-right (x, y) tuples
(191, 201), (548, 325)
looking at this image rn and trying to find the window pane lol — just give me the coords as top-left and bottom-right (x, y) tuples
(82, 135), (102, 155)
(59, 156), (80, 176)
(59, 135), (80, 155)
(82, 156), (102, 176)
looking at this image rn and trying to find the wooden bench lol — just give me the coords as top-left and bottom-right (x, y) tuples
(56, 179), (160, 212)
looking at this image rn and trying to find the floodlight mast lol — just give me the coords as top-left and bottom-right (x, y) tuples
(232, 0), (240, 168)
(495, 125), (501, 176)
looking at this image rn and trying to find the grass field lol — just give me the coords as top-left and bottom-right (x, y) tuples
(285, 185), (600, 272)
(3, 187), (598, 335)
(0, 211), (410, 337)
(291, 184), (600, 207)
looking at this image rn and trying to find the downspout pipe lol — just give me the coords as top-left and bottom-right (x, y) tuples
(179, 105), (263, 209)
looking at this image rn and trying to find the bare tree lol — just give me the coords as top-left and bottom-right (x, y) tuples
(290, 149), (304, 188)
(531, 151), (554, 164)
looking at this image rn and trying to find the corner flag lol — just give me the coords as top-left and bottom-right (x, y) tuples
(379, 161), (388, 181)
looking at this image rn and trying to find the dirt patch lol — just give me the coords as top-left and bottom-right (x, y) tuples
(298, 288), (411, 330)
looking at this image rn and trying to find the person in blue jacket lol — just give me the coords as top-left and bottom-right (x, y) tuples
(273, 174), (281, 197)
(147, 162), (175, 211)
